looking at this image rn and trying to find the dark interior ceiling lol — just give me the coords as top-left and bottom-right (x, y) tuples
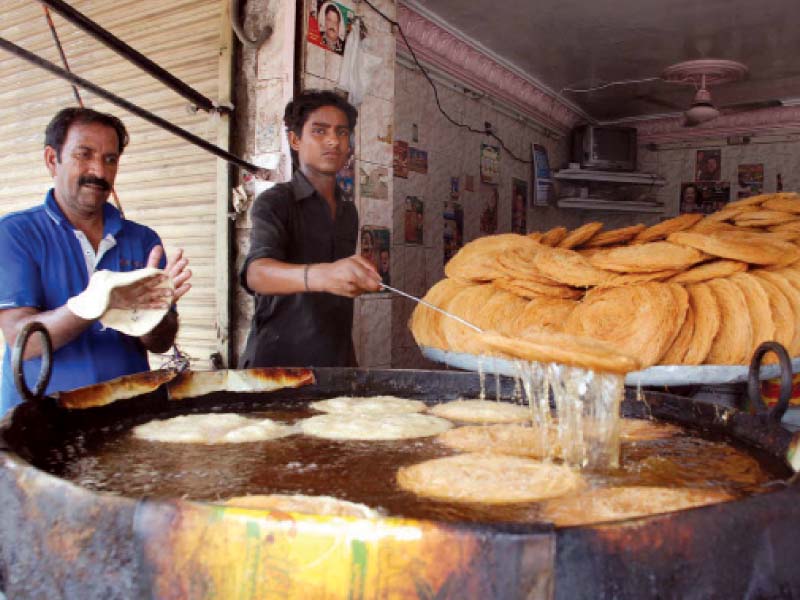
(405, 0), (800, 122)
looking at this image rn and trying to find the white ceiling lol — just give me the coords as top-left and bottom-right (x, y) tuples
(405, 0), (800, 122)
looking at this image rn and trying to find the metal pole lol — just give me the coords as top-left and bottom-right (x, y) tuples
(37, 0), (225, 114)
(0, 37), (268, 178)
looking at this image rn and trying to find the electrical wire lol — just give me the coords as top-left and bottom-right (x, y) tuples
(361, 0), (534, 164)
(561, 77), (661, 94)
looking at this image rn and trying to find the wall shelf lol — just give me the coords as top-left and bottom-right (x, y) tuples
(557, 198), (665, 213)
(554, 168), (666, 186)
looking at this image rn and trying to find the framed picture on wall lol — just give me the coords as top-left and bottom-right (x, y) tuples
(307, 1), (353, 55)
(443, 201), (464, 264)
(480, 144), (501, 185)
(361, 226), (391, 287)
(696, 149), (721, 181)
(531, 143), (552, 206)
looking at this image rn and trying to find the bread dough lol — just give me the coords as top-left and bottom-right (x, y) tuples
(133, 413), (298, 444)
(67, 267), (173, 336)
(310, 396), (426, 415)
(301, 412), (452, 441)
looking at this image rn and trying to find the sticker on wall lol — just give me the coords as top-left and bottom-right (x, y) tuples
(443, 201), (464, 265)
(408, 147), (428, 174)
(696, 149), (721, 181)
(450, 177), (460, 199)
(307, 1), (353, 56)
(393, 140), (409, 178)
(737, 163), (764, 199)
(532, 143), (552, 206)
(480, 144), (501, 185)
(404, 196), (424, 245)
(361, 226), (391, 287)
(680, 181), (730, 214)
(336, 138), (355, 202)
(511, 178), (528, 234)
(360, 165), (389, 200)
(465, 175), (475, 193)
(479, 184), (499, 235)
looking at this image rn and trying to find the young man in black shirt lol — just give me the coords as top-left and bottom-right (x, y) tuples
(239, 90), (381, 368)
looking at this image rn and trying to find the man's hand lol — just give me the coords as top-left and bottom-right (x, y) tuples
(147, 245), (192, 302)
(311, 255), (382, 298)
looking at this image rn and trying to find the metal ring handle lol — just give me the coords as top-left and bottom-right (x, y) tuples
(11, 321), (54, 403)
(747, 341), (793, 422)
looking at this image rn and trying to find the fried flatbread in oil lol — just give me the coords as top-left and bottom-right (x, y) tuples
(397, 453), (584, 504)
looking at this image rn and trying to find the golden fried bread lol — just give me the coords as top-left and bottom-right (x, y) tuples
(682, 283), (721, 365)
(581, 223), (647, 247)
(705, 278), (754, 364)
(557, 222), (604, 249)
(587, 241), (707, 274)
(632, 213), (704, 244)
(667, 259), (748, 284)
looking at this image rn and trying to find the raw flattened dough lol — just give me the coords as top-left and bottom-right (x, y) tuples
(310, 396), (427, 415)
(301, 412), (452, 440)
(67, 267), (173, 336)
(133, 413), (298, 444)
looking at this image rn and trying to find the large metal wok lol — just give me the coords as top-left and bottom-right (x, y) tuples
(1, 323), (800, 599)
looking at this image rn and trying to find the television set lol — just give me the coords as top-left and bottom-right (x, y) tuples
(571, 125), (637, 172)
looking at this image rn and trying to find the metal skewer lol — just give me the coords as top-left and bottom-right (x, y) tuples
(379, 283), (484, 333)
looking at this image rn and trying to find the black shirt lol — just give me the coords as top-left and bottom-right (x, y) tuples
(239, 170), (358, 368)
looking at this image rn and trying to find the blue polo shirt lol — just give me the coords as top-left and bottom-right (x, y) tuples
(0, 189), (165, 415)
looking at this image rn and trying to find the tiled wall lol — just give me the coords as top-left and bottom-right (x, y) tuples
(640, 134), (800, 217)
(389, 62), (574, 368)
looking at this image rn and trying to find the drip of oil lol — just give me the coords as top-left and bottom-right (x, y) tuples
(511, 358), (623, 470)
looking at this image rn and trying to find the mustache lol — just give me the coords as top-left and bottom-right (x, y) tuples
(78, 175), (110, 191)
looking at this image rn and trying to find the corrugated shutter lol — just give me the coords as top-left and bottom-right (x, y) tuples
(0, 0), (230, 372)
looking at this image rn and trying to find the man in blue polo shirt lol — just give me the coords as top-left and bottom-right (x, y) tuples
(0, 107), (192, 416)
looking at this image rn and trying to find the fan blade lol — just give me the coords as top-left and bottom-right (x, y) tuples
(719, 99), (783, 113)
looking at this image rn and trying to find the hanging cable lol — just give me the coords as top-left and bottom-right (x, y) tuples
(361, 0), (536, 164)
(0, 37), (269, 179)
(41, 6), (128, 215)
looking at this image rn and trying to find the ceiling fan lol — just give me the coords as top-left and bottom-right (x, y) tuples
(660, 59), (782, 127)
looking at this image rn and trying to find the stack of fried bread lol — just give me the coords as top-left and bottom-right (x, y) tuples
(410, 192), (800, 370)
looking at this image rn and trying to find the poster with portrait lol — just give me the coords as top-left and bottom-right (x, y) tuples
(361, 226), (391, 287)
(443, 201), (464, 264)
(359, 165), (388, 200)
(404, 196), (424, 244)
(393, 140), (409, 178)
(696, 149), (722, 181)
(532, 143), (552, 206)
(737, 163), (764, 199)
(479, 184), (499, 234)
(511, 178), (528, 234)
(680, 181), (730, 214)
(408, 147), (428, 174)
(480, 144), (501, 185)
(307, 1), (353, 56)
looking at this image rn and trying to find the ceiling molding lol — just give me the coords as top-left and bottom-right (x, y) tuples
(632, 106), (800, 143)
(396, 4), (583, 132)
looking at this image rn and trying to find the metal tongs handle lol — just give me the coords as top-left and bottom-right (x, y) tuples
(379, 283), (484, 333)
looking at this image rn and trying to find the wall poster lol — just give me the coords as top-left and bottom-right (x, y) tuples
(360, 226), (391, 286)
(480, 144), (501, 185)
(737, 163), (764, 199)
(404, 196), (424, 244)
(408, 147), (428, 174)
(479, 184), (499, 234)
(680, 181), (731, 214)
(696, 149), (722, 181)
(307, 1), (353, 56)
(511, 177), (528, 234)
(393, 140), (409, 178)
(531, 143), (552, 206)
(443, 201), (464, 264)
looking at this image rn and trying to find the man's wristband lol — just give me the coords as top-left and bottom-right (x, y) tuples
(304, 264), (311, 292)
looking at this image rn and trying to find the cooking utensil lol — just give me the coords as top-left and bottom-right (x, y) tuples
(379, 283), (483, 333)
